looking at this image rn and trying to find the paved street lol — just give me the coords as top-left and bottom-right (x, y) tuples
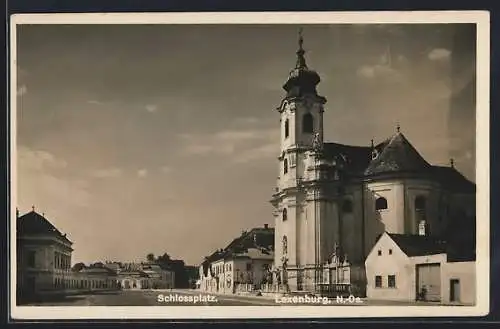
(20, 289), (464, 307)
(21, 289), (279, 306)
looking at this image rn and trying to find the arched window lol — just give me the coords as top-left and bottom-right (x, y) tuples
(284, 119), (289, 138)
(302, 113), (314, 133)
(284, 159), (288, 174)
(415, 196), (426, 211)
(342, 199), (353, 213)
(282, 208), (288, 221)
(375, 197), (388, 211)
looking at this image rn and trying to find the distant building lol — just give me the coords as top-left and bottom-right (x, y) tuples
(199, 224), (274, 294)
(365, 232), (475, 304)
(74, 265), (119, 291)
(141, 263), (175, 289)
(110, 262), (175, 290)
(16, 208), (73, 300)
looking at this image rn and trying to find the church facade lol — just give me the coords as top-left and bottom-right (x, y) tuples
(270, 33), (476, 296)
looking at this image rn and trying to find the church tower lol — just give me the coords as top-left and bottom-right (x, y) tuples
(271, 30), (327, 292)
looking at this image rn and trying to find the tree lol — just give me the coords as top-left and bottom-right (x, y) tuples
(146, 253), (156, 262)
(157, 253), (171, 263)
(72, 262), (86, 272)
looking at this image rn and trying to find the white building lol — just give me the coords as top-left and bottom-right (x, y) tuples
(199, 225), (274, 294)
(115, 262), (175, 290)
(365, 232), (475, 304)
(270, 32), (476, 296)
(74, 265), (120, 291)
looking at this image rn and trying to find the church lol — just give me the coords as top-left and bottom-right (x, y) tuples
(270, 32), (476, 297)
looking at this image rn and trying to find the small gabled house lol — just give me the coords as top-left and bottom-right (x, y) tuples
(365, 232), (475, 304)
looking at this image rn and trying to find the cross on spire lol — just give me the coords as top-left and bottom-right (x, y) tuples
(295, 27), (307, 69)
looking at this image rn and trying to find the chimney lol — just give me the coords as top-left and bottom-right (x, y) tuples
(418, 220), (427, 236)
(264, 224), (269, 229)
(16, 208), (19, 218)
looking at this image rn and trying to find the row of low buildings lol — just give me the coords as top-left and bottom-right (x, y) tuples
(16, 208), (175, 303)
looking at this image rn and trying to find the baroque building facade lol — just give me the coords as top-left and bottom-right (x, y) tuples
(270, 32), (475, 295)
(16, 207), (74, 301)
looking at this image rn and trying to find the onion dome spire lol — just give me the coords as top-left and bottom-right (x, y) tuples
(282, 28), (325, 102)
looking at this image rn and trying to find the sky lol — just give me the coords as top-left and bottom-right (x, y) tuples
(15, 23), (476, 266)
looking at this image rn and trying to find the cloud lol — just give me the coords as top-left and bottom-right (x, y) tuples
(23, 174), (91, 208)
(183, 143), (220, 156)
(356, 64), (401, 82)
(17, 146), (68, 171)
(232, 117), (260, 125)
(90, 167), (122, 178)
(17, 84), (28, 96)
(16, 146), (91, 209)
(215, 130), (264, 142)
(161, 166), (172, 174)
(233, 142), (277, 164)
(145, 104), (158, 113)
(179, 128), (279, 162)
(137, 169), (148, 178)
(428, 48), (452, 61)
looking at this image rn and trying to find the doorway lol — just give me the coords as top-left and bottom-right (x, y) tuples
(416, 263), (441, 302)
(450, 279), (460, 302)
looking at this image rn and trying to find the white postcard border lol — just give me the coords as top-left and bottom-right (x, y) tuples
(9, 10), (490, 320)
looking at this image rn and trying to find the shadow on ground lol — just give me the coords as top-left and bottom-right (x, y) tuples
(17, 290), (122, 305)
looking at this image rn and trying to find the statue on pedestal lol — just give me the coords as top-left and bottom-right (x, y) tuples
(312, 132), (323, 152)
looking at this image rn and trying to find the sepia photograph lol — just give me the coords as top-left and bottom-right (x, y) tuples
(10, 11), (490, 319)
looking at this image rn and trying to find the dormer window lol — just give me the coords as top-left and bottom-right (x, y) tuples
(375, 197), (388, 211)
